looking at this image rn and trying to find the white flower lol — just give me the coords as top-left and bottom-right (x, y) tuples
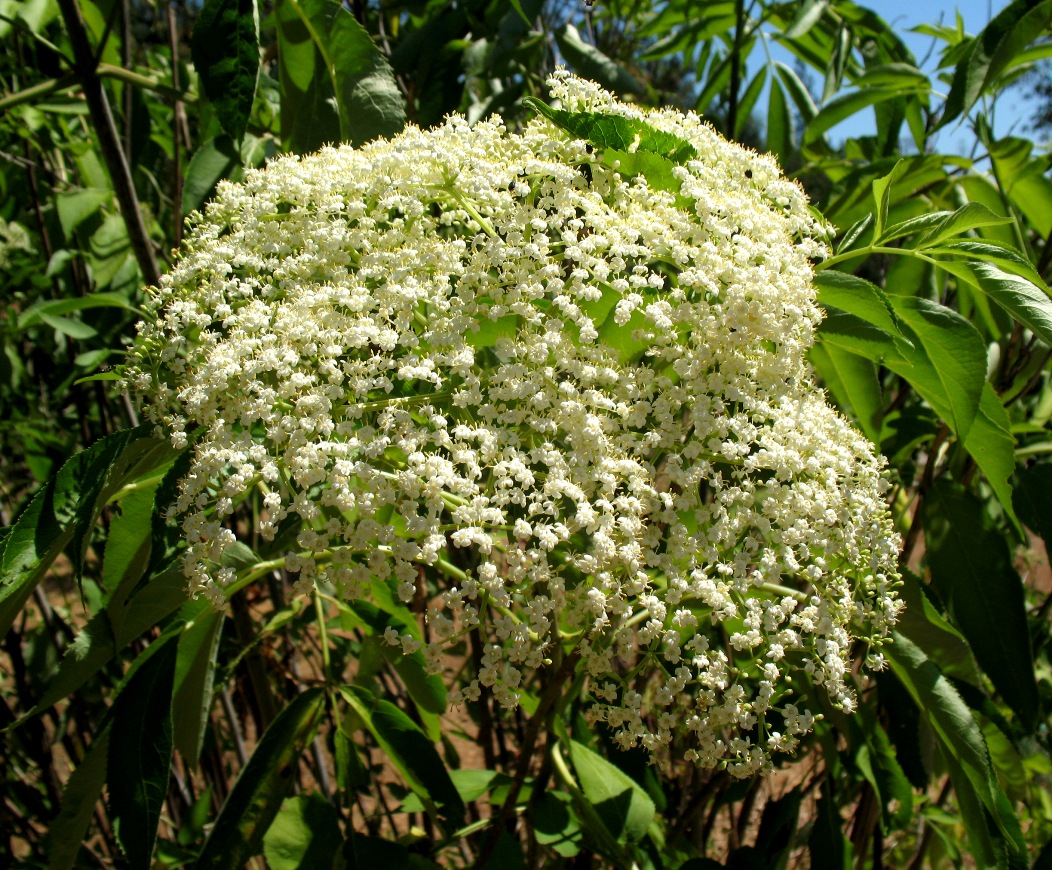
(126, 72), (901, 776)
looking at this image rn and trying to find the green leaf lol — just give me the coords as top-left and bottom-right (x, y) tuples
(854, 707), (913, 831)
(56, 188), (111, 238)
(765, 77), (793, 161)
(172, 603), (224, 766)
(14, 569), (179, 731)
(117, 565), (195, 648)
(923, 480), (1038, 729)
(807, 778), (851, 869)
(182, 136), (241, 216)
(566, 738), (655, 846)
(450, 768), (509, 803)
(277, 0), (339, 153)
(885, 633), (1025, 860)
(835, 214), (872, 254)
(774, 62), (818, 126)
(466, 313), (519, 350)
(966, 262), (1052, 347)
(927, 239), (1046, 289)
(988, 135), (1052, 237)
(939, 740), (1012, 870)
(815, 271), (902, 336)
(809, 342), (882, 442)
(47, 729), (111, 870)
(533, 790), (583, 857)
(0, 427), (161, 638)
(894, 571), (980, 685)
(400, 768), (512, 813)
(879, 298), (1016, 521)
(884, 296), (984, 443)
(915, 202), (1014, 248)
(877, 211), (956, 245)
(523, 99), (697, 165)
(279, 0), (405, 150)
(870, 159), (908, 242)
(816, 307), (907, 364)
(853, 63), (931, 90)
(5, 0), (59, 35)
(262, 793), (342, 870)
(965, 383), (1018, 527)
(18, 293), (139, 330)
(190, 0), (260, 144)
(195, 688), (326, 869)
(805, 89), (924, 146)
(782, 0), (830, 39)
(940, 0), (1052, 129)
(39, 309), (97, 339)
(108, 634), (179, 869)
(102, 480), (156, 605)
(340, 685), (465, 830)
(335, 592), (445, 726)
(554, 24), (646, 97)
(323, 4), (406, 146)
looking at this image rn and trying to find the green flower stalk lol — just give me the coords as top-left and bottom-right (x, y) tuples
(125, 73), (902, 777)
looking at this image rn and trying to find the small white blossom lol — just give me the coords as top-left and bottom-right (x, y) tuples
(126, 73), (901, 776)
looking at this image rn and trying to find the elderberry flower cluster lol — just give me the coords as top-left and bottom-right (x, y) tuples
(126, 72), (901, 777)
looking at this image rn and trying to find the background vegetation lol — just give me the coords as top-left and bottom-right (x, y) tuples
(2, 0), (1052, 866)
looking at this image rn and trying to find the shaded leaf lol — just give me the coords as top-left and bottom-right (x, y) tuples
(809, 342), (882, 442)
(923, 480), (1038, 729)
(195, 688), (326, 868)
(774, 62), (818, 125)
(894, 571), (980, 685)
(554, 24), (646, 97)
(817, 308), (907, 364)
(343, 833), (413, 869)
(567, 738), (654, 846)
(324, 5), (406, 146)
(172, 603), (224, 766)
(108, 635), (178, 869)
(808, 778), (851, 869)
(765, 77), (793, 161)
(805, 89), (924, 146)
(533, 790), (583, 857)
(263, 793), (342, 870)
(182, 136), (241, 217)
(988, 135), (1052, 237)
(47, 729), (111, 870)
(965, 382), (1018, 527)
(884, 296), (984, 441)
(886, 633), (1026, 862)
(191, 0), (260, 143)
(340, 685), (464, 830)
(56, 188), (110, 238)
(1016, 463), (1052, 546)
(0, 427), (162, 638)
(279, 0), (404, 151)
